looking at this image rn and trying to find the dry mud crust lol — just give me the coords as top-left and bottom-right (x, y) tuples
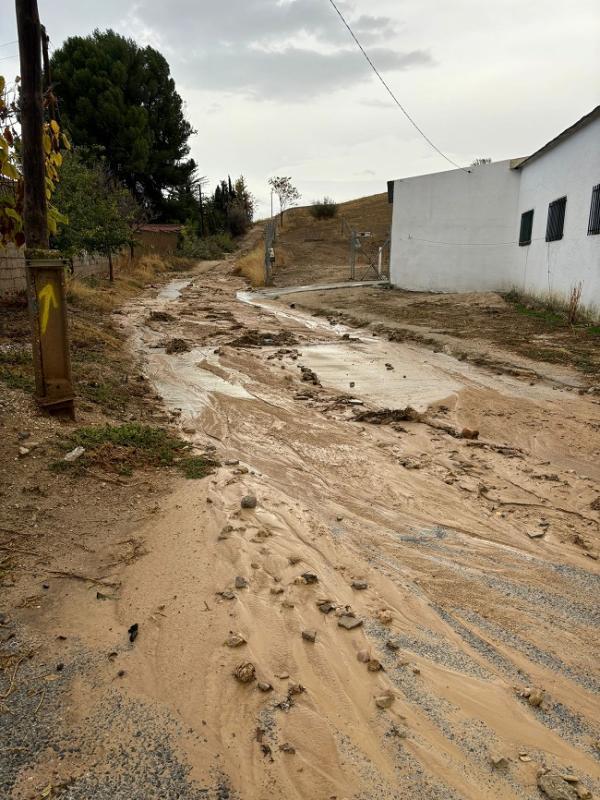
(282, 286), (600, 382)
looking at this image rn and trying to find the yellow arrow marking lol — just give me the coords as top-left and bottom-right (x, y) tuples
(38, 283), (59, 336)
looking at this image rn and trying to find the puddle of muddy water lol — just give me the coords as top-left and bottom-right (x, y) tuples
(158, 279), (191, 300)
(298, 341), (461, 412)
(145, 346), (251, 418)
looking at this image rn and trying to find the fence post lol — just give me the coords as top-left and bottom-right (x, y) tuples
(25, 258), (75, 418)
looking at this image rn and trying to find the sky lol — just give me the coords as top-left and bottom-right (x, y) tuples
(2, 0), (599, 215)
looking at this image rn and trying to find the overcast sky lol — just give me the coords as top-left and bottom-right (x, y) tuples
(2, 1), (599, 214)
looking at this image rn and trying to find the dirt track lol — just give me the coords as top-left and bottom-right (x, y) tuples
(2, 260), (600, 799)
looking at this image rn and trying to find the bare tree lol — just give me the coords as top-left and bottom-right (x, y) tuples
(268, 176), (301, 225)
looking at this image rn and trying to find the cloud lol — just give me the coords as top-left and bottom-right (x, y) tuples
(181, 46), (431, 100)
(120, 0), (431, 100)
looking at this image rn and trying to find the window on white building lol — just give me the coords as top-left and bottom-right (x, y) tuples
(588, 184), (600, 235)
(519, 210), (534, 246)
(545, 197), (567, 242)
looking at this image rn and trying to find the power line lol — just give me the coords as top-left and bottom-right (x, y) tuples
(326, 0), (469, 173)
(0, 54), (18, 62)
(0, 40), (18, 48)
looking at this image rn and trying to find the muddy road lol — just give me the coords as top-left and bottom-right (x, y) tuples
(10, 261), (600, 799)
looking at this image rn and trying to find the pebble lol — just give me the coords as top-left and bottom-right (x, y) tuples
(234, 662), (256, 683)
(234, 576), (248, 589)
(241, 495), (257, 509)
(225, 633), (246, 648)
(63, 445), (85, 462)
(385, 640), (399, 651)
(367, 659), (383, 672)
(351, 580), (368, 590)
(302, 630), (317, 643)
(338, 615), (363, 630)
(257, 682), (273, 692)
(526, 687), (545, 707)
(300, 572), (318, 584)
(527, 529), (546, 539)
(375, 692), (394, 709)
(377, 609), (393, 624)
(491, 755), (509, 768)
(280, 743), (296, 754)
(357, 650), (371, 663)
(18, 446), (30, 457)
(318, 601), (336, 614)
(225, 459), (240, 466)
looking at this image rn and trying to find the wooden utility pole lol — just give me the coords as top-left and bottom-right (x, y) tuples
(15, 0), (48, 250)
(16, 0), (75, 418)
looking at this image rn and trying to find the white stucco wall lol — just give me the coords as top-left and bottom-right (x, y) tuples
(389, 160), (521, 292)
(389, 115), (600, 311)
(514, 116), (600, 310)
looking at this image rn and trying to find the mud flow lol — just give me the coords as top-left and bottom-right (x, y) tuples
(10, 263), (597, 800)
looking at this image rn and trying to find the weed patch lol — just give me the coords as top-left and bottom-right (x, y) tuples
(52, 423), (219, 479)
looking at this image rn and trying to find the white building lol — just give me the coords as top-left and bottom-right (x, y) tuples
(388, 106), (600, 310)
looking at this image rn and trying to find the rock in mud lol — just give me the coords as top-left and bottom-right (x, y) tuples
(302, 629), (317, 643)
(318, 601), (336, 614)
(490, 755), (509, 769)
(128, 623), (139, 643)
(367, 659), (383, 672)
(217, 590), (236, 600)
(257, 681), (273, 692)
(234, 662), (256, 683)
(165, 338), (191, 354)
(527, 529), (546, 539)
(357, 650), (371, 663)
(234, 576), (248, 589)
(537, 773), (580, 800)
(527, 688), (545, 707)
(225, 632), (246, 648)
(63, 445), (85, 462)
(338, 615), (363, 630)
(375, 692), (395, 709)
(300, 571), (318, 584)
(351, 580), (368, 590)
(241, 495), (257, 509)
(460, 428), (479, 440)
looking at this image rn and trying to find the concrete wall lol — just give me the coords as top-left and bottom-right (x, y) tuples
(514, 116), (600, 310)
(0, 246), (110, 298)
(389, 160), (521, 292)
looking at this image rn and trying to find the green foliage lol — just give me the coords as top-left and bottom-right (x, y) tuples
(310, 197), (338, 220)
(179, 455), (219, 479)
(52, 149), (143, 256)
(177, 225), (235, 259)
(50, 30), (196, 220)
(53, 423), (218, 479)
(1, 75), (69, 246)
(201, 175), (254, 238)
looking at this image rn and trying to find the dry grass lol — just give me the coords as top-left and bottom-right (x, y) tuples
(235, 246), (266, 287)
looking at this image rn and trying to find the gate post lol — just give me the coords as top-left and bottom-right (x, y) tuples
(25, 257), (75, 418)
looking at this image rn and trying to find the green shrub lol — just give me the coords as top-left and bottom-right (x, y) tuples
(309, 197), (338, 220)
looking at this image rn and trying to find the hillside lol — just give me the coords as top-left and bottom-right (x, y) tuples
(272, 192), (392, 286)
